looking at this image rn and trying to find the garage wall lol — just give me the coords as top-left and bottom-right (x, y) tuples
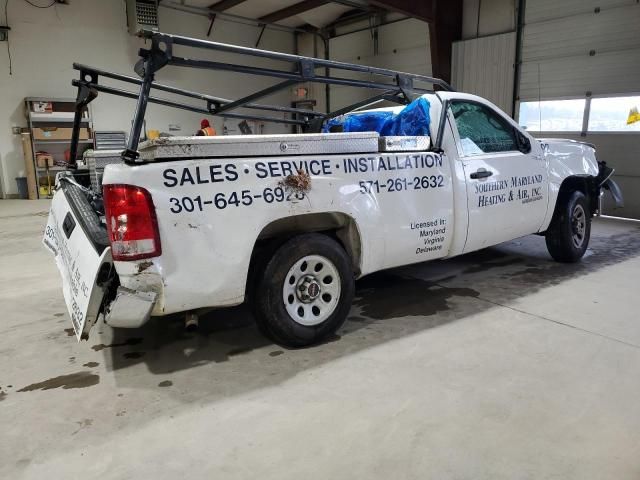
(454, 0), (516, 114)
(326, 18), (431, 111)
(462, 0), (515, 39)
(0, 1), (294, 197)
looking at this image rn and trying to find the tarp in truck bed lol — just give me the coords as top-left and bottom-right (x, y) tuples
(323, 97), (431, 137)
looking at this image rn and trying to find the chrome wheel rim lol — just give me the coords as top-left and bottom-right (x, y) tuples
(282, 255), (341, 326)
(571, 204), (586, 248)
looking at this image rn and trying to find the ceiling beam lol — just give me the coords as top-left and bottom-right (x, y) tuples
(328, 0), (370, 8)
(207, 0), (247, 12)
(428, 0), (462, 84)
(366, 0), (434, 23)
(259, 0), (330, 24)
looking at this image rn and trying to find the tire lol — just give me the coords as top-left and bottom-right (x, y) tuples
(545, 190), (591, 263)
(253, 233), (355, 348)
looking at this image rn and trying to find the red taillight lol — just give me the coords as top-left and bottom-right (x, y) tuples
(103, 184), (162, 261)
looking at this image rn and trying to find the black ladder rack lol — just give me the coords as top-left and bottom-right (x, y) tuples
(70, 30), (453, 165)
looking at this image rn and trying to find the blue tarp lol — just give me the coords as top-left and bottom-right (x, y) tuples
(323, 96), (431, 136)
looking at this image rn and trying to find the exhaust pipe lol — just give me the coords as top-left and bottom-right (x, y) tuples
(185, 311), (199, 331)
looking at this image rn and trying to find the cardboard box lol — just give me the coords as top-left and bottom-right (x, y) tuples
(32, 127), (90, 141)
(36, 153), (55, 168)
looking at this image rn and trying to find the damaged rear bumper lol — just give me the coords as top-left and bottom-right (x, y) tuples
(104, 287), (157, 328)
(102, 259), (166, 328)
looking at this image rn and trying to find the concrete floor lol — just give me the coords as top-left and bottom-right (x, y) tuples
(2, 199), (640, 479)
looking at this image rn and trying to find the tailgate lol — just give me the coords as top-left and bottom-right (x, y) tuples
(43, 182), (112, 340)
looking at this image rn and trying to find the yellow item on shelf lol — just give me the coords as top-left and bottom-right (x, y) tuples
(147, 129), (160, 139)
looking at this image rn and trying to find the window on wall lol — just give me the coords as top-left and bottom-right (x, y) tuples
(589, 96), (640, 132)
(518, 99), (585, 132)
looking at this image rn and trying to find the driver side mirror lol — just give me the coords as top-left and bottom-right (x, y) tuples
(516, 130), (531, 154)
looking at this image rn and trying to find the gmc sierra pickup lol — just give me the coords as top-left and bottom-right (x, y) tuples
(43, 31), (622, 347)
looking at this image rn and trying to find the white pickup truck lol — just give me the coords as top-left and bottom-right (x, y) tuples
(44, 32), (622, 347)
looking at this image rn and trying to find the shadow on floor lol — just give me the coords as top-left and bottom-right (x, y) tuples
(96, 221), (640, 394)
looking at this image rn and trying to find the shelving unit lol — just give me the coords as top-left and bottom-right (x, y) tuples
(25, 97), (94, 198)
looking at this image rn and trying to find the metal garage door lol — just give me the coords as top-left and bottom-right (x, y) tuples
(520, 0), (640, 100)
(519, 0), (640, 219)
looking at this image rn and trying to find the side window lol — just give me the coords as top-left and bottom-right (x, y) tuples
(450, 101), (519, 155)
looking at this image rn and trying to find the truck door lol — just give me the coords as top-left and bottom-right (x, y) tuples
(447, 99), (548, 253)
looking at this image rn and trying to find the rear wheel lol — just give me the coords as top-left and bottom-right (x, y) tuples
(253, 233), (354, 347)
(545, 190), (591, 263)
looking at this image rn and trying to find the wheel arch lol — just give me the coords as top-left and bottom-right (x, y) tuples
(245, 212), (363, 300)
(541, 174), (599, 232)
(544, 185), (592, 263)
(557, 175), (600, 215)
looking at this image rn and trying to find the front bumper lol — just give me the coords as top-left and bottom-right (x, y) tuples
(597, 161), (624, 208)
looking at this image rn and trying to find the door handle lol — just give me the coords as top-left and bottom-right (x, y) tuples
(470, 169), (493, 179)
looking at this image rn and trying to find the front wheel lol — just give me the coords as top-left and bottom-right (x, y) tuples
(545, 190), (591, 263)
(253, 233), (355, 347)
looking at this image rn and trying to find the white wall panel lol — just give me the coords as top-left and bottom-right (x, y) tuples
(452, 32), (516, 114)
(328, 19), (430, 111)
